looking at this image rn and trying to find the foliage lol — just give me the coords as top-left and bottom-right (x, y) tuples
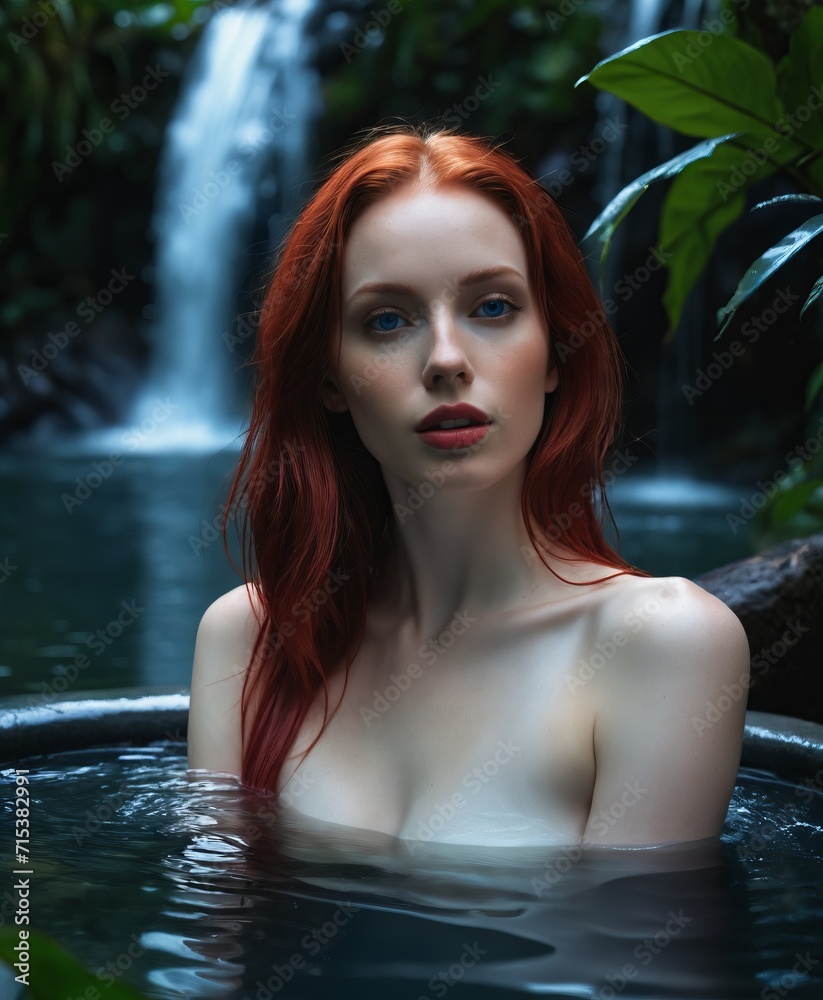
(0, 0), (210, 337)
(575, 4), (823, 542)
(0, 926), (150, 1000)
(318, 0), (609, 176)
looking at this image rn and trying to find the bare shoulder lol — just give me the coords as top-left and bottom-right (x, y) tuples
(187, 583), (265, 775)
(196, 582), (265, 651)
(581, 573), (751, 845)
(598, 573), (750, 662)
(590, 572), (751, 694)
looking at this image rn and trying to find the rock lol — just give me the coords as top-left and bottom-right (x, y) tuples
(694, 532), (823, 724)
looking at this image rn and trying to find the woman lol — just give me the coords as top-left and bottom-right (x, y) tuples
(187, 121), (750, 850)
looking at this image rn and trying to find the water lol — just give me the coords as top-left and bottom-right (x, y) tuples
(0, 446), (757, 699)
(2, 744), (821, 999)
(0, 449), (242, 699)
(130, 0), (322, 441)
(590, 0), (724, 472)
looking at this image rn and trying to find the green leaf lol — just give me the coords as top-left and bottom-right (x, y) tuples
(753, 194), (823, 211)
(771, 479), (823, 525)
(576, 29), (783, 139)
(715, 213), (823, 337)
(657, 126), (816, 338)
(658, 140), (778, 339)
(0, 928), (149, 1000)
(804, 359), (823, 412)
(807, 485), (823, 516)
(775, 6), (823, 150)
(801, 274), (823, 322)
(583, 132), (743, 278)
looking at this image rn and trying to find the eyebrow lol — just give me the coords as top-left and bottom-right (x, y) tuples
(344, 265), (527, 306)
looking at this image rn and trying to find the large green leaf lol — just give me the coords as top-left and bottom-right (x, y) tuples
(775, 6), (823, 151)
(805, 357), (823, 411)
(771, 479), (823, 524)
(583, 132), (742, 278)
(656, 128), (815, 338)
(658, 142), (766, 340)
(715, 213), (823, 336)
(801, 274), (823, 322)
(0, 928), (149, 1000)
(576, 29), (783, 140)
(753, 194), (823, 211)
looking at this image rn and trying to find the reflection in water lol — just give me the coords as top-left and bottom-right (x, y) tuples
(0, 450), (242, 699)
(2, 747), (822, 999)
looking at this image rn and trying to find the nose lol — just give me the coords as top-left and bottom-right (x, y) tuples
(421, 300), (474, 383)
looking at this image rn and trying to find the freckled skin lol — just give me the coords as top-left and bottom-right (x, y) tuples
(325, 182), (556, 509)
(319, 181), (564, 639)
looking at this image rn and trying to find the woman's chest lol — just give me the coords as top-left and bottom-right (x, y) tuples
(273, 608), (601, 846)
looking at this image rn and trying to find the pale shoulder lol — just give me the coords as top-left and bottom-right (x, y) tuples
(187, 583), (265, 775)
(598, 573), (750, 666)
(195, 582), (265, 657)
(581, 574), (751, 844)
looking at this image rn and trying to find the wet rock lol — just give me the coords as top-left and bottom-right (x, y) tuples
(0, 309), (144, 443)
(694, 532), (823, 724)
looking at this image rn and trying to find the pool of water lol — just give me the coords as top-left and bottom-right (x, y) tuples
(0, 448), (757, 701)
(2, 743), (822, 999)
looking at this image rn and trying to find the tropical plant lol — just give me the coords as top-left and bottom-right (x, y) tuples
(575, 5), (823, 541)
(0, 0), (206, 333)
(0, 927), (149, 1000)
(320, 0), (608, 176)
(0, 0), (215, 437)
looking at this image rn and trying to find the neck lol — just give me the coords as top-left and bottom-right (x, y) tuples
(369, 459), (600, 645)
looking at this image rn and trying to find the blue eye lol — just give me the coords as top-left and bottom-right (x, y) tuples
(477, 298), (510, 318)
(367, 310), (408, 332)
(364, 296), (521, 336)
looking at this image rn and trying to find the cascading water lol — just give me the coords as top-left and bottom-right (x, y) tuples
(594, 0), (718, 469)
(586, 0), (751, 561)
(121, 0), (322, 452)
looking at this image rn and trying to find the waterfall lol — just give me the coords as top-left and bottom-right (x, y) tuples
(593, 0), (726, 477)
(589, 0), (748, 553)
(122, 0), (322, 452)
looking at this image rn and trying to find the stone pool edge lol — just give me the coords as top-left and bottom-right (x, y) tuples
(0, 686), (190, 762)
(1, 688), (823, 785)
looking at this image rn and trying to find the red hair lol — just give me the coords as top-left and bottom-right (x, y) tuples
(222, 121), (653, 792)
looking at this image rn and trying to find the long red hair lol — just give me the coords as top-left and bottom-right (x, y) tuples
(222, 121), (652, 792)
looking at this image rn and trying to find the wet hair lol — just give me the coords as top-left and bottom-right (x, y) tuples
(222, 120), (652, 792)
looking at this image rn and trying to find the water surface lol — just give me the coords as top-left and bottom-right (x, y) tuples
(2, 744), (821, 999)
(0, 449), (756, 700)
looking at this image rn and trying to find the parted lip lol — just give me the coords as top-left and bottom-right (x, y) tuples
(415, 404), (492, 432)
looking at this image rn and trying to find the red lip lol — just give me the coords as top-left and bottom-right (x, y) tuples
(414, 403), (492, 432)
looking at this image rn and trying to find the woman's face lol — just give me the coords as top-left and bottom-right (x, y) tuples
(322, 182), (558, 489)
